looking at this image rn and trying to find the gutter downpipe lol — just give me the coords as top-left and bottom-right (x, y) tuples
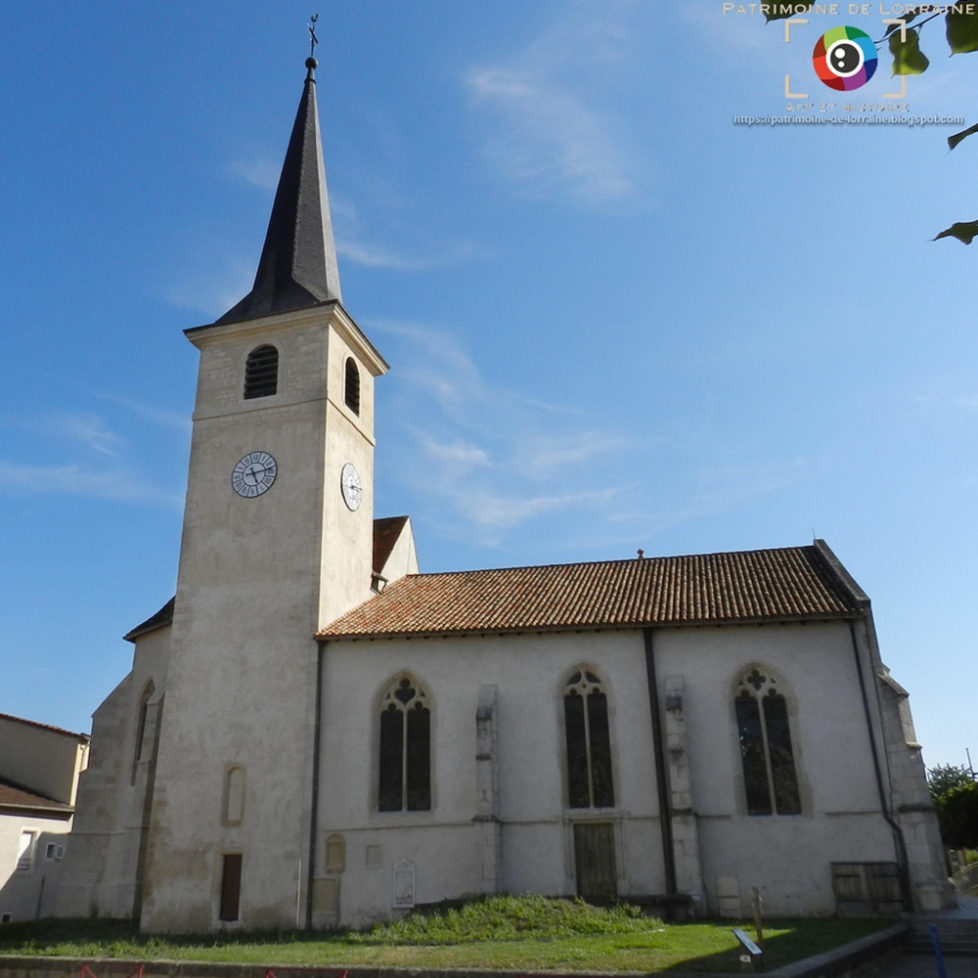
(306, 640), (325, 928)
(848, 619), (911, 907)
(643, 628), (678, 908)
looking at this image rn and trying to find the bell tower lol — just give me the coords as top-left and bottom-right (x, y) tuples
(139, 52), (387, 931)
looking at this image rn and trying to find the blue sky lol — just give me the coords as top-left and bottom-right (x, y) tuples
(1, 1), (976, 773)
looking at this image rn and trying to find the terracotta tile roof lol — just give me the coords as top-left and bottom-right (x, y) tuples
(318, 541), (865, 640)
(0, 777), (73, 814)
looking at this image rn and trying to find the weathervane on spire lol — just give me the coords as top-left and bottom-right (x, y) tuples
(308, 14), (319, 59)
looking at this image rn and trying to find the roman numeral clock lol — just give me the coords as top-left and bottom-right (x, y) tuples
(231, 451), (278, 498)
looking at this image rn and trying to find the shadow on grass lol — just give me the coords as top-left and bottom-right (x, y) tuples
(655, 919), (899, 974)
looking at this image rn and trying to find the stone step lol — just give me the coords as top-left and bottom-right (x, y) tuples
(911, 919), (978, 938)
(907, 925), (978, 956)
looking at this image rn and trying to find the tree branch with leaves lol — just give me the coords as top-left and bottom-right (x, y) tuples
(767, 4), (978, 244)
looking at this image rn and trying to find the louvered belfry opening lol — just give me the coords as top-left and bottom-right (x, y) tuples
(244, 345), (279, 399)
(344, 357), (360, 414)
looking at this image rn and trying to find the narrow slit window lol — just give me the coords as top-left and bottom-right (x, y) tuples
(219, 853), (243, 921)
(378, 676), (431, 812)
(735, 668), (801, 815)
(130, 681), (155, 785)
(244, 345), (278, 399)
(344, 357), (360, 415)
(563, 669), (615, 809)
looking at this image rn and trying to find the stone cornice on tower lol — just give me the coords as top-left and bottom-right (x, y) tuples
(186, 302), (388, 378)
(217, 57), (341, 325)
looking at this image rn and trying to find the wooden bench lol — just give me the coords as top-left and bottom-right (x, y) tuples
(732, 928), (764, 972)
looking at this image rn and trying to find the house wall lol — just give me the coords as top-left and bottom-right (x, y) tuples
(0, 810), (72, 922)
(0, 717), (87, 806)
(0, 716), (87, 922)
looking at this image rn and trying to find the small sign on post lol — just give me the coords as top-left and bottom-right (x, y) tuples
(732, 928), (765, 973)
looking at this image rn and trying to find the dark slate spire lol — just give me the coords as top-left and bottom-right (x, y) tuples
(217, 56), (342, 325)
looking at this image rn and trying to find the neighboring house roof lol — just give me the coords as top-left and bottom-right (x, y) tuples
(318, 541), (866, 640)
(0, 777), (73, 815)
(0, 713), (89, 744)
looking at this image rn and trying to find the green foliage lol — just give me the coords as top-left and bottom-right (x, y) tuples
(947, 9), (978, 54)
(947, 122), (978, 151)
(348, 894), (653, 945)
(928, 763), (974, 801)
(888, 29), (929, 75)
(927, 764), (978, 847)
(771, 9), (978, 243)
(938, 780), (978, 848)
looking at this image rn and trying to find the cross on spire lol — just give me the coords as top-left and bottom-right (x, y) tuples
(309, 14), (319, 59)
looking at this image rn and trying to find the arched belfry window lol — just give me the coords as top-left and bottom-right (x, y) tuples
(344, 357), (360, 415)
(735, 667), (801, 815)
(244, 345), (278, 399)
(378, 675), (431, 812)
(564, 669), (615, 809)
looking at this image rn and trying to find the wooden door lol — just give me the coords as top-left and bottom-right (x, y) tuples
(573, 822), (617, 901)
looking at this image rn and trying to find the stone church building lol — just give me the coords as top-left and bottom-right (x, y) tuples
(54, 54), (953, 931)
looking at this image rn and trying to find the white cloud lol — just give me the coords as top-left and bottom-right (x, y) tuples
(464, 7), (640, 206)
(96, 394), (190, 433)
(2, 408), (188, 508)
(456, 487), (618, 532)
(420, 435), (491, 471)
(163, 258), (254, 319)
(51, 412), (124, 457)
(519, 431), (622, 477)
(0, 460), (182, 507)
(230, 158), (280, 192)
(373, 318), (631, 548)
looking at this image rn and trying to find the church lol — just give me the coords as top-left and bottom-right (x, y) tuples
(53, 51), (954, 932)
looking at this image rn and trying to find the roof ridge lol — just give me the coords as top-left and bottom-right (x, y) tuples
(394, 543), (817, 580)
(318, 542), (859, 640)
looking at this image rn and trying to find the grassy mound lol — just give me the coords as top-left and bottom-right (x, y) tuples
(350, 894), (659, 944)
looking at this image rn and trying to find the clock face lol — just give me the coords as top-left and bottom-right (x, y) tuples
(231, 451), (278, 498)
(340, 462), (362, 511)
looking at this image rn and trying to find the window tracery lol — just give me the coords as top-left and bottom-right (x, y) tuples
(735, 667), (801, 815)
(563, 668), (614, 809)
(378, 675), (431, 812)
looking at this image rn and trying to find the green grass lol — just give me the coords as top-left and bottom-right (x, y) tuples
(0, 895), (897, 974)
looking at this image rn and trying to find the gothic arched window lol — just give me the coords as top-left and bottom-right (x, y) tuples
(564, 669), (615, 809)
(244, 344), (278, 399)
(344, 357), (360, 415)
(378, 675), (431, 812)
(735, 667), (801, 815)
